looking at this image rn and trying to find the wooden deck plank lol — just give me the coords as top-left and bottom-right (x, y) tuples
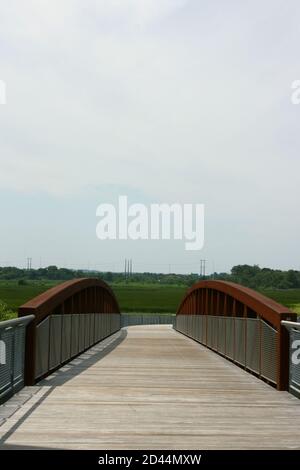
(0, 325), (300, 450)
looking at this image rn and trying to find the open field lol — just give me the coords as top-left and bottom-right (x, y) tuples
(0, 281), (186, 317)
(0, 280), (300, 318)
(112, 284), (186, 313)
(258, 289), (300, 315)
(0, 281), (59, 313)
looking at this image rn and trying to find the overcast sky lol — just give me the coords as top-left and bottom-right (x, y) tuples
(0, 0), (300, 274)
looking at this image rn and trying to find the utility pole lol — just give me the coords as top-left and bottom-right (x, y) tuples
(200, 259), (206, 278)
(125, 258), (133, 278)
(212, 260), (215, 279)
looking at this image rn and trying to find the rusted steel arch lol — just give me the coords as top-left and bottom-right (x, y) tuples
(176, 280), (297, 390)
(19, 278), (120, 323)
(18, 278), (120, 385)
(177, 280), (295, 327)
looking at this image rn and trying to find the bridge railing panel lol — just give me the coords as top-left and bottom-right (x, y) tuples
(225, 317), (234, 361)
(176, 280), (296, 390)
(202, 316), (207, 345)
(261, 320), (277, 385)
(235, 318), (246, 366)
(246, 318), (260, 374)
(82, 314), (89, 350)
(281, 321), (300, 398)
(61, 315), (72, 363)
(35, 313), (121, 381)
(0, 316), (34, 404)
(175, 314), (279, 388)
(18, 278), (121, 385)
(71, 314), (80, 357)
(176, 280), (297, 390)
(121, 314), (175, 327)
(212, 316), (219, 351)
(218, 317), (226, 355)
(89, 314), (95, 347)
(13, 324), (27, 390)
(290, 327), (300, 397)
(195, 315), (202, 342)
(49, 315), (62, 371)
(206, 316), (212, 348)
(35, 317), (50, 379)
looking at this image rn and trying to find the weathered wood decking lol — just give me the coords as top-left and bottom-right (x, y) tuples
(0, 325), (300, 449)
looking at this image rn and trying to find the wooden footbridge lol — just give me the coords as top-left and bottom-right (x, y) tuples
(0, 279), (299, 449)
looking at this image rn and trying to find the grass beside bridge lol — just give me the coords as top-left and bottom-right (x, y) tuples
(0, 280), (186, 319)
(0, 280), (300, 320)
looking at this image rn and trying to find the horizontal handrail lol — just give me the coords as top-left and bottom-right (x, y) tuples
(281, 320), (300, 330)
(0, 315), (35, 330)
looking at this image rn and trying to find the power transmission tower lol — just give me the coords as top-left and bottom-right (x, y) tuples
(27, 257), (32, 271)
(200, 259), (206, 278)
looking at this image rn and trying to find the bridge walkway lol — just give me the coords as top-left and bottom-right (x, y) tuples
(0, 325), (299, 449)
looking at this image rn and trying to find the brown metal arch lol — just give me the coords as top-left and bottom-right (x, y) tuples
(19, 278), (120, 323)
(177, 280), (294, 327)
(18, 278), (120, 385)
(176, 280), (296, 390)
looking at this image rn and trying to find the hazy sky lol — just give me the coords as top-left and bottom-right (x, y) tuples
(0, 0), (300, 274)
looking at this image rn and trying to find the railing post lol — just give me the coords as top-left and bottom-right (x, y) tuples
(11, 326), (16, 393)
(277, 320), (290, 391)
(23, 317), (37, 386)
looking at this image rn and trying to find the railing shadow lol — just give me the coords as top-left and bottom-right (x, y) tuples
(0, 329), (127, 448)
(39, 328), (128, 387)
(0, 443), (59, 449)
(0, 386), (54, 447)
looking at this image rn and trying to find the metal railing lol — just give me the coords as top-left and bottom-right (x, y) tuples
(282, 320), (300, 398)
(0, 315), (34, 404)
(176, 314), (278, 386)
(35, 313), (120, 380)
(121, 314), (175, 327)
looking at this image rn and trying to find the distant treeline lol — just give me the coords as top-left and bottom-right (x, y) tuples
(215, 265), (300, 289)
(0, 264), (300, 289)
(0, 266), (200, 286)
